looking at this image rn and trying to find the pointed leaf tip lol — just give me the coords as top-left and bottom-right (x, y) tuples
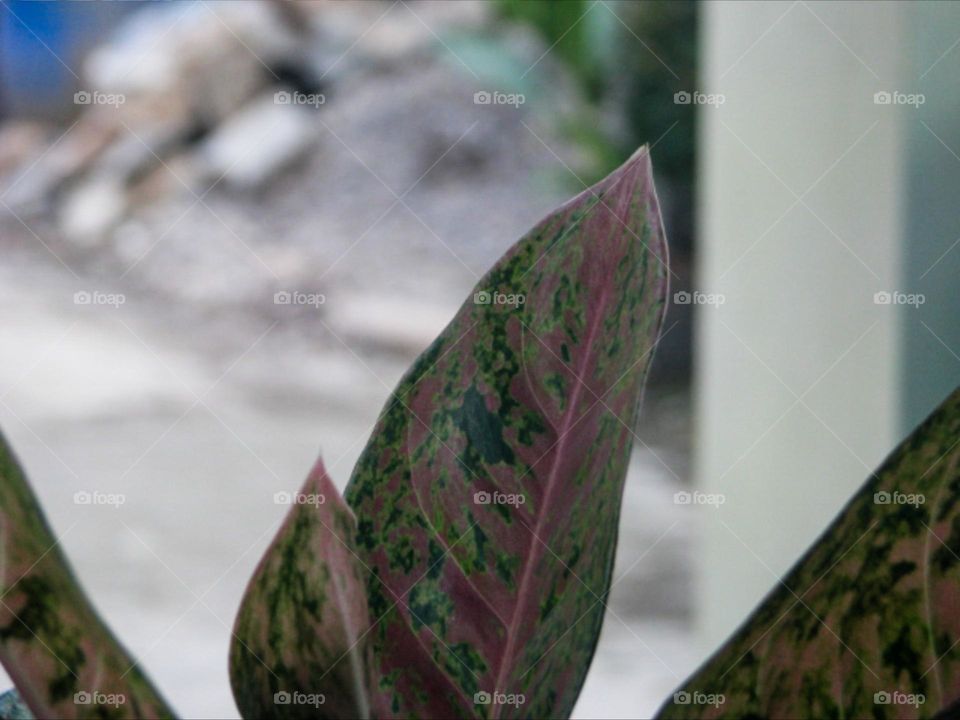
(343, 147), (670, 718)
(230, 458), (373, 720)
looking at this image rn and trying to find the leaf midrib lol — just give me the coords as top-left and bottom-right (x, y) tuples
(490, 280), (613, 713)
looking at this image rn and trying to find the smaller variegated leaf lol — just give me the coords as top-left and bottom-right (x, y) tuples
(230, 458), (374, 720)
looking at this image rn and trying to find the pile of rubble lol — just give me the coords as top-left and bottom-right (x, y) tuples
(0, 1), (586, 353)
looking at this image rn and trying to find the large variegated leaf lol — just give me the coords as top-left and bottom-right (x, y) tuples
(657, 386), (960, 720)
(230, 458), (374, 720)
(0, 431), (174, 719)
(344, 146), (669, 718)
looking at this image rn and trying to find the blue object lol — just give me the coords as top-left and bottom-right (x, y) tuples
(0, 689), (31, 720)
(0, 1), (134, 119)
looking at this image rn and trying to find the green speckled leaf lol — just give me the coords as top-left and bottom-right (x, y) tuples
(0, 431), (175, 719)
(344, 146), (669, 718)
(230, 458), (374, 719)
(657, 387), (960, 720)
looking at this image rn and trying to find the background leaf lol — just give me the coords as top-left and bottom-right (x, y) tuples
(0, 431), (174, 719)
(344, 146), (669, 718)
(230, 458), (374, 720)
(656, 386), (960, 719)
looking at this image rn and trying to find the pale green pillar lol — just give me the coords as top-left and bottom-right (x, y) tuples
(695, 0), (910, 649)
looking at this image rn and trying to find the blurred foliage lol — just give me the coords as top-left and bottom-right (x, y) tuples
(496, 0), (614, 101)
(495, 0), (697, 205)
(617, 1), (697, 186)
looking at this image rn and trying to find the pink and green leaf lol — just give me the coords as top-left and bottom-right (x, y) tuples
(230, 458), (375, 720)
(657, 387), (960, 719)
(0, 432), (175, 719)
(344, 146), (669, 718)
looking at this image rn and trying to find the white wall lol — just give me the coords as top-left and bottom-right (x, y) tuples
(695, 0), (910, 649)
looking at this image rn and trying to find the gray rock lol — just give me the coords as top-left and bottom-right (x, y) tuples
(196, 93), (319, 191)
(58, 175), (127, 246)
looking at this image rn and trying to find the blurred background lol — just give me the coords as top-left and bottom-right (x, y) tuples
(0, 1), (957, 717)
